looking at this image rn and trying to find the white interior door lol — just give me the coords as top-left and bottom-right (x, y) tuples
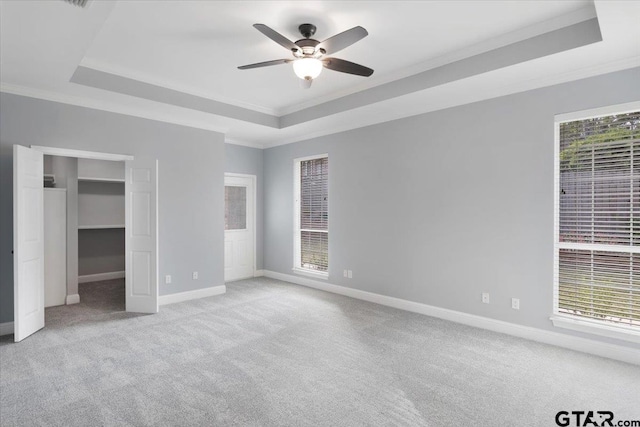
(13, 145), (45, 342)
(224, 174), (255, 282)
(125, 158), (158, 313)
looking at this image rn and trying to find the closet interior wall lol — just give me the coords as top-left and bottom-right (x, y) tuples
(77, 158), (125, 283)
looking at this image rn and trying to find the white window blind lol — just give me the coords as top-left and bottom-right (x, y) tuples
(556, 111), (640, 330)
(295, 156), (328, 273)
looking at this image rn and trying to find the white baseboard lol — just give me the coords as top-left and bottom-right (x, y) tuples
(78, 271), (125, 284)
(0, 321), (14, 336)
(263, 270), (640, 366)
(66, 294), (80, 305)
(159, 285), (226, 306)
(254, 269), (265, 277)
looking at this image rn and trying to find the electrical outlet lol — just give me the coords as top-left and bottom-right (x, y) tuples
(482, 293), (490, 304)
(343, 270), (348, 278)
(348, 270), (353, 279)
(192, 271), (198, 280)
(165, 275), (172, 284)
(512, 298), (520, 310)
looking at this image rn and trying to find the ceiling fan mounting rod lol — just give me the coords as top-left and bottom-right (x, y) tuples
(298, 23), (316, 38)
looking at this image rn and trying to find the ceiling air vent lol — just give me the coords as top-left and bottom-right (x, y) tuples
(63, 0), (89, 7)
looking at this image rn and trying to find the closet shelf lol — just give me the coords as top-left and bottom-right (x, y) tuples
(78, 176), (125, 183)
(78, 225), (125, 230)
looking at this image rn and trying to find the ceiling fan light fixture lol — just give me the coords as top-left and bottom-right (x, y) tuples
(293, 58), (323, 81)
(238, 23), (373, 87)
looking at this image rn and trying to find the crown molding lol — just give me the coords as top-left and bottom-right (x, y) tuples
(3, 55), (638, 152)
(263, 56), (640, 148)
(80, 57), (279, 116)
(0, 82), (230, 135)
(70, 5), (600, 120)
(225, 137), (265, 149)
(275, 5), (599, 116)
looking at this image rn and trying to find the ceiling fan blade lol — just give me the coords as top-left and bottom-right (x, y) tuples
(323, 58), (374, 77)
(317, 26), (368, 55)
(253, 24), (298, 51)
(238, 59), (291, 70)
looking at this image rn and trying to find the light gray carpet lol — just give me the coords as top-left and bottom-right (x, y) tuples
(1, 277), (638, 426)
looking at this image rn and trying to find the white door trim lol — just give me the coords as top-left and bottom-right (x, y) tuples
(30, 145), (134, 162)
(20, 144), (160, 318)
(224, 173), (257, 277)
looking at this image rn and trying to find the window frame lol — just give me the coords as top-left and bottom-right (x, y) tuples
(552, 101), (640, 343)
(293, 153), (329, 279)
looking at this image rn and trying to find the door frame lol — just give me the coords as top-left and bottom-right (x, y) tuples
(31, 146), (134, 162)
(224, 173), (257, 278)
(29, 145), (159, 310)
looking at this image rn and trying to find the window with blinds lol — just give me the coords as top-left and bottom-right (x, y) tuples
(556, 111), (639, 332)
(294, 155), (328, 274)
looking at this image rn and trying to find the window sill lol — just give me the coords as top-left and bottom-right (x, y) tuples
(292, 267), (328, 280)
(550, 314), (640, 344)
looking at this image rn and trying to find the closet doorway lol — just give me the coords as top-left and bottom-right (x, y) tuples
(13, 145), (158, 342)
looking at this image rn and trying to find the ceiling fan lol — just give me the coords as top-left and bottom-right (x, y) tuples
(238, 23), (374, 88)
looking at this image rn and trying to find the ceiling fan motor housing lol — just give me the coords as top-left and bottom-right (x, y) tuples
(293, 39), (321, 57)
(294, 25), (321, 57)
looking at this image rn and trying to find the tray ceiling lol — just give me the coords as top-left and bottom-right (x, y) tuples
(1, 1), (639, 147)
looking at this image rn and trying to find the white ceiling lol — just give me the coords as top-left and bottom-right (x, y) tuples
(81, 0), (593, 114)
(1, 0), (639, 148)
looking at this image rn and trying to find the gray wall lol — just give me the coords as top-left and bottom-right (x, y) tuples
(225, 144), (264, 270)
(264, 67), (640, 349)
(78, 229), (125, 276)
(0, 93), (225, 323)
(43, 155), (53, 175)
